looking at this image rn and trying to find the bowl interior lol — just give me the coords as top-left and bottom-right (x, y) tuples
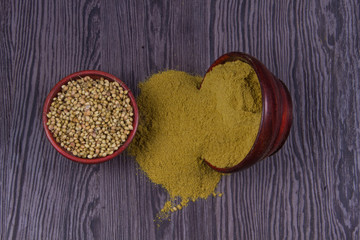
(200, 53), (269, 172)
(42, 70), (139, 164)
(202, 52), (293, 173)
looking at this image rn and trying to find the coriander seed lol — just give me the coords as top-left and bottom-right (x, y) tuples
(47, 76), (134, 159)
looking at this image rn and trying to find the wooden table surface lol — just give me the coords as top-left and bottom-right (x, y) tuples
(1, 0), (359, 239)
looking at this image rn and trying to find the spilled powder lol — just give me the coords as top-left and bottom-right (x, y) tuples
(129, 61), (262, 216)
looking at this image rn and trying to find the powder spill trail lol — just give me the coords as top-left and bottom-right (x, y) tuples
(129, 61), (262, 217)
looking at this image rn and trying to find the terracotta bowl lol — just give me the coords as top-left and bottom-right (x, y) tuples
(42, 70), (139, 164)
(202, 52), (293, 173)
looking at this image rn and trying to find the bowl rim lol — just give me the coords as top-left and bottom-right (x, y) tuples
(42, 70), (139, 164)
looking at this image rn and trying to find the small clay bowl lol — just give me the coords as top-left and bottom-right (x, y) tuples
(42, 70), (139, 164)
(202, 52), (293, 173)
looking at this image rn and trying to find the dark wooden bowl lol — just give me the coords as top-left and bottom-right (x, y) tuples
(202, 52), (293, 173)
(42, 70), (139, 164)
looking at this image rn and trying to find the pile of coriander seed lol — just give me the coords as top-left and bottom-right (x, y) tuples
(46, 76), (134, 159)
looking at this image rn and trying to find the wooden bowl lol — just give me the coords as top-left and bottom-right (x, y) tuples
(202, 52), (293, 173)
(42, 70), (139, 164)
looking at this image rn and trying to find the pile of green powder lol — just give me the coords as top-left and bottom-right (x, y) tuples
(129, 60), (262, 214)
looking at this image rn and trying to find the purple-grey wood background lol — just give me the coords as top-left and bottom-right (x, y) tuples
(1, 0), (359, 239)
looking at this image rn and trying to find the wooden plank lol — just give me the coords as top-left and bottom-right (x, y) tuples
(3, 0), (102, 239)
(1, 1), (13, 239)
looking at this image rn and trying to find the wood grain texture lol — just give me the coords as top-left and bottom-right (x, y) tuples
(1, 0), (359, 239)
